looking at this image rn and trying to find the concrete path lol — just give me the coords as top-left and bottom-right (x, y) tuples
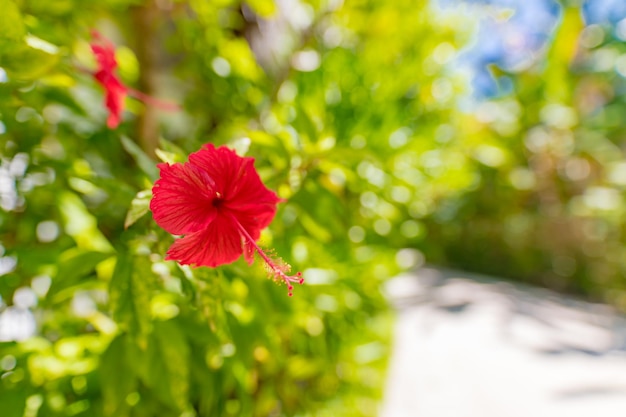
(381, 267), (626, 417)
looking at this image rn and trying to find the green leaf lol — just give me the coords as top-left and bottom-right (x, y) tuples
(0, 0), (25, 45)
(157, 137), (187, 163)
(0, 34), (59, 80)
(0, 364), (27, 417)
(149, 320), (190, 411)
(58, 191), (114, 252)
(128, 319), (190, 412)
(109, 253), (154, 347)
(124, 189), (152, 229)
(120, 136), (159, 181)
(23, 0), (75, 16)
(1, 44), (60, 80)
(100, 335), (137, 417)
(43, 86), (86, 115)
(298, 211), (333, 243)
(48, 249), (115, 300)
(154, 148), (178, 164)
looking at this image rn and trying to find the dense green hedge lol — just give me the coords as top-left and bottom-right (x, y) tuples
(0, 0), (426, 415)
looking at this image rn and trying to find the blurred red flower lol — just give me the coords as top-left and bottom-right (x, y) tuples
(150, 144), (303, 295)
(90, 31), (127, 128)
(89, 31), (179, 128)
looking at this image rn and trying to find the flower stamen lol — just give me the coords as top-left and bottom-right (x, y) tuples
(232, 217), (303, 296)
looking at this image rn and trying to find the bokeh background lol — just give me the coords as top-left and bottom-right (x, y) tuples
(1, 0), (626, 416)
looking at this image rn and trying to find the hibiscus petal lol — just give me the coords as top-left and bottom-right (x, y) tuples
(225, 164), (281, 232)
(189, 144), (265, 197)
(193, 145), (281, 227)
(102, 79), (127, 128)
(226, 196), (279, 233)
(90, 44), (118, 71)
(189, 144), (280, 233)
(165, 214), (243, 267)
(150, 162), (218, 235)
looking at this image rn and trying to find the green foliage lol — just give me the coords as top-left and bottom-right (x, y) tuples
(420, 6), (626, 304)
(4, 0), (626, 416)
(0, 0), (407, 416)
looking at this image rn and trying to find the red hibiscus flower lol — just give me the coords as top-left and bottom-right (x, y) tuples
(90, 31), (127, 128)
(150, 144), (303, 296)
(89, 31), (179, 128)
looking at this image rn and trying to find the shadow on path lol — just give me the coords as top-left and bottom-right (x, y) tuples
(381, 266), (626, 417)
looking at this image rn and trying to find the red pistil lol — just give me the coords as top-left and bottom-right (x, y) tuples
(232, 216), (303, 296)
